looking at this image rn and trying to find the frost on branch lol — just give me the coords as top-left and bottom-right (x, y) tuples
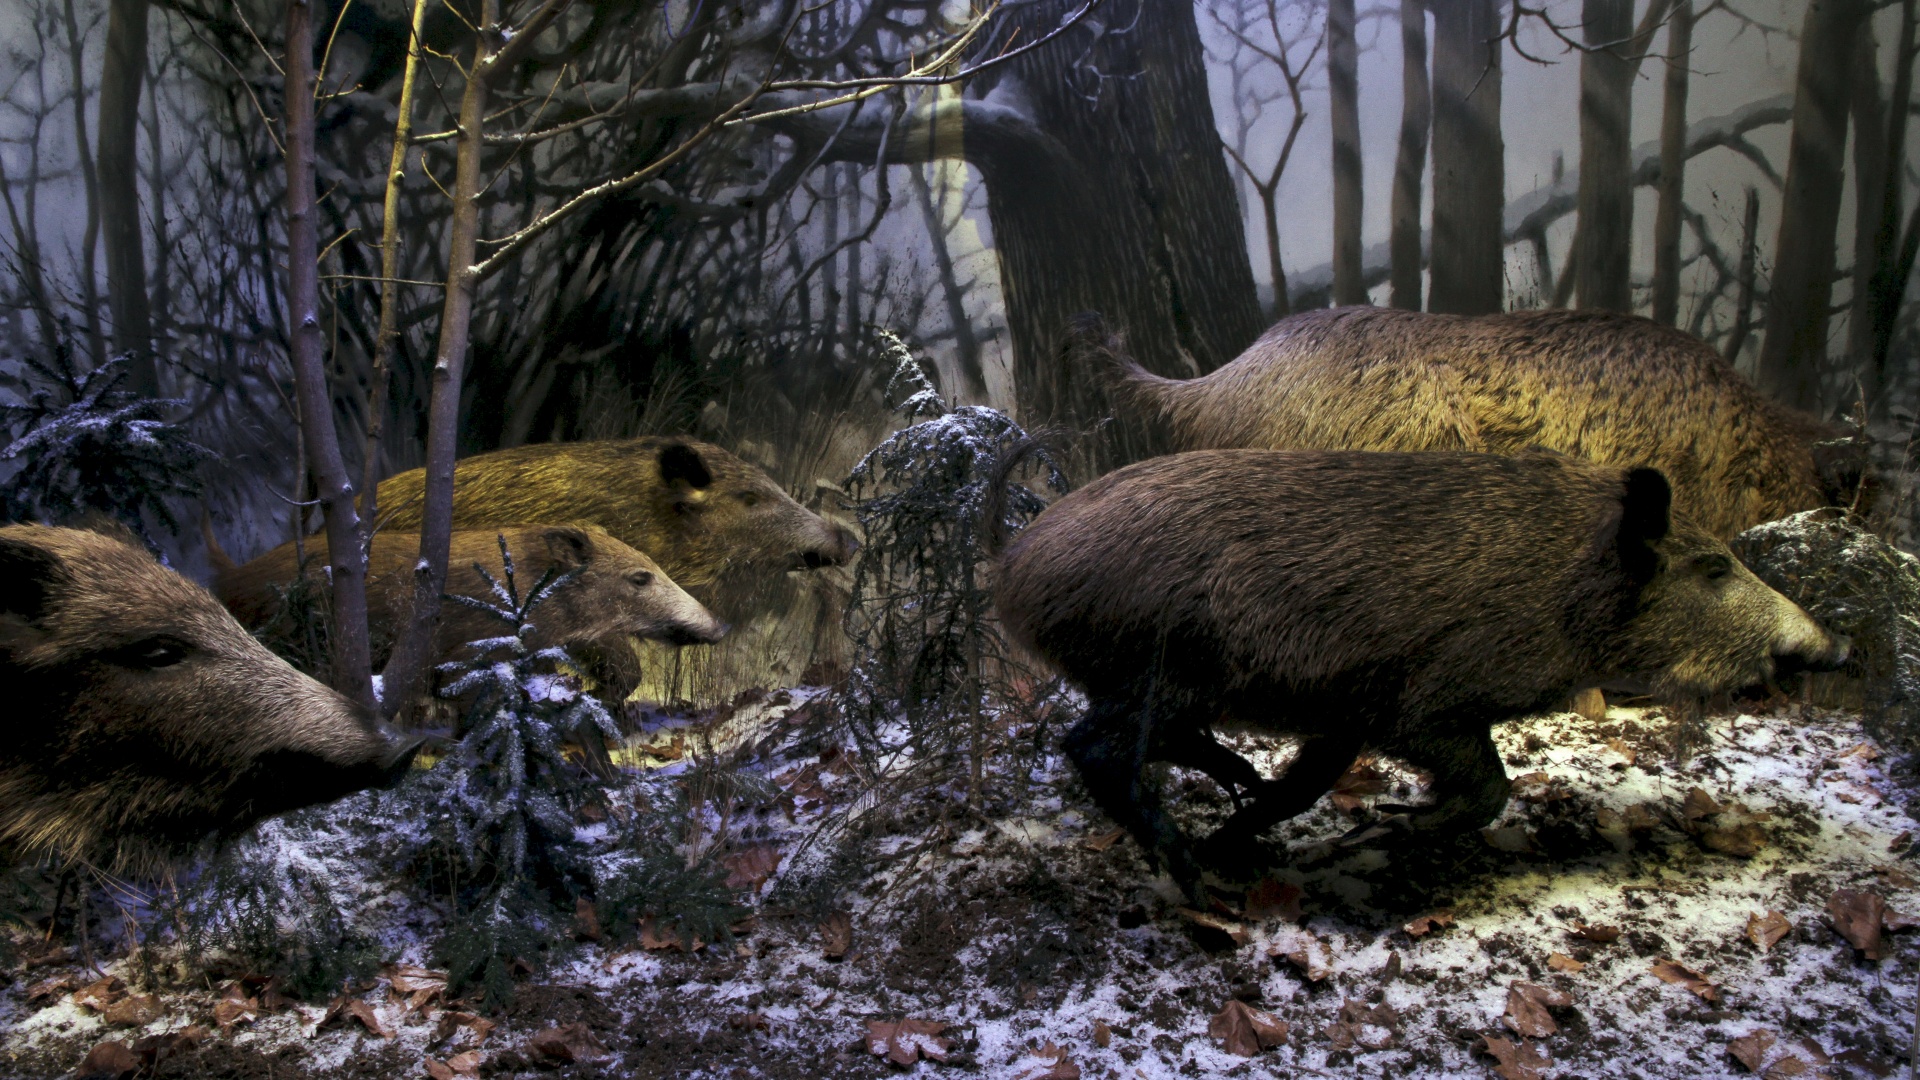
(0, 350), (209, 537)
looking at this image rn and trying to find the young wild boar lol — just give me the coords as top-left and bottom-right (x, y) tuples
(0, 524), (420, 867)
(992, 450), (1849, 900)
(214, 524), (727, 667)
(1105, 307), (1863, 538)
(370, 438), (859, 597)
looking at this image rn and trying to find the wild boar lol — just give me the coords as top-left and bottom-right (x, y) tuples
(0, 524), (419, 866)
(370, 438), (859, 599)
(991, 449), (1849, 899)
(213, 524), (727, 668)
(1103, 307), (1865, 538)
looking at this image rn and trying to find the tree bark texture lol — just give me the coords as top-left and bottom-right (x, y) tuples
(1651, 0), (1692, 326)
(1757, 0), (1870, 412)
(99, 0), (153, 392)
(1390, 0), (1430, 311)
(968, 0), (1263, 463)
(1865, 0), (1918, 415)
(1329, 0), (1365, 305)
(285, 0), (375, 709)
(1846, 19), (1887, 403)
(1429, 0), (1504, 314)
(1574, 0), (1635, 312)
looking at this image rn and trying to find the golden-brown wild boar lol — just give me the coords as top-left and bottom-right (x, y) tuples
(1107, 307), (1861, 538)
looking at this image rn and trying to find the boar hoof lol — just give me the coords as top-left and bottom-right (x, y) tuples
(1334, 813), (1416, 848)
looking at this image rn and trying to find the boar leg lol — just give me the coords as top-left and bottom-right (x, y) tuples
(1193, 730), (1366, 869)
(1064, 697), (1205, 899)
(1388, 727), (1513, 837)
(1152, 730), (1265, 808)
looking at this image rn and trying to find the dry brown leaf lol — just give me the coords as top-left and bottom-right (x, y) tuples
(129, 1027), (206, 1070)
(529, 1023), (611, 1064)
(573, 896), (602, 941)
(1571, 687), (1608, 723)
(864, 1018), (953, 1066)
(433, 1011), (496, 1049)
(1083, 827), (1127, 852)
(722, 844), (783, 891)
(1836, 742), (1881, 763)
(1729, 1030), (1776, 1073)
(1481, 825), (1537, 853)
(1207, 999), (1289, 1056)
(1176, 906), (1251, 946)
(1326, 999), (1399, 1050)
(1603, 737), (1637, 767)
(75, 1041), (140, 1080)
(728, 1012), (769, 1031)
(99, 991), (159, 1027)
(319, 995), (394, 1039)
(26, 974), (77, 1003)
(1092, 1020), (1112, 1048)
(1829, 889), (1888, 959)
(1273, 934), (1333, 981)
(1698, 801), (1772, 857)
(820, 910), (853, 960)
(1884, 907), (1920, 932)
(1242, 877), (1303, 923)
(1594, 806), (1635, 852)
(1329, 757), (1389, 812)
(1403, 910), (1455, 938)
(1651, 957), (1718, 1000)
(424, 1052), (483, 1080)
(1480, 1034), (1550, 1080)
(1015, 1043), (1082, 1080)
(385, 964), (448, 1013)
(1547, 952), (1585, 973)
(1504, 982), (1572, 1038)
(1746, 911), (1791, 952)
(1510, 772), (1571, 803)
(72, 976), (126, 1011)
(638, 917), (701, 953)
(213, 988), (258, 1036)
(1569, 921), (1622, 943)
(1682, 787), (1724, 821)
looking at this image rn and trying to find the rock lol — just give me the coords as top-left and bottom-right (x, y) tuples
(1731, 509), (1920, 753)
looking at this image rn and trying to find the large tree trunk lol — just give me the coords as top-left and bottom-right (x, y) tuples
(1846, 19), (1887, 407)
(1429, 0), (1504, 315)
(1573, 0), (1635, 312)
(1329, 0), (1365, 305)
(970, 0), (1263, 462)
(1650, 0), (1692, 326)
(285, 0), (375, 709)
(1390, 0), (1430, 311)
(1864, 0), (1918, 417)
(99, 0), (153, 392)
(1757, 0), (1871, 413)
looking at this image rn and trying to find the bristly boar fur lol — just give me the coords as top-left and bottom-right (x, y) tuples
(370, 438), (859, 600)
(213, 524), (727, 668)
(992, 450), (1849, 900)
(1102, 307), (1865, 538)
(0, 524), (419, 867)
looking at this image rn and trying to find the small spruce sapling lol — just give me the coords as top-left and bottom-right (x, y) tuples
(0, 350), (209, 538)
(408, 537), (620, 1007)
(842, 330), (1067, 801)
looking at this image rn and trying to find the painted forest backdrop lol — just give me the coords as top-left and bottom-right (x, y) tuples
(0, 0), (1909, 569)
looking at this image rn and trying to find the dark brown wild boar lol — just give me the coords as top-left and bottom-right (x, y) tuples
(214, 524), (727, 667)
(991, 450), (1848, 900)
(370, 438), (859, 601)
(0, 524), (420, 866)
(1104, 307), (1863, 538)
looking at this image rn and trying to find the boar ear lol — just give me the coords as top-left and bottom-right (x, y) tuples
(542, 527), (594, 570)
(659, 443), (715, 494)
(1612, 467), (1672, 581)
(0, 536), (65, 626)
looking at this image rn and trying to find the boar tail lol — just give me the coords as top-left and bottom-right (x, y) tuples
(981, 431), (1065, 559)
(1064, 311), (1176, 407)
(201, 511), (237, 575)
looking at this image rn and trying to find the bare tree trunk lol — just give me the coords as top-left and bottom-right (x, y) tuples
(1651, 0), (1692, 326)
(1390, 0), (1430, 311)
(909, 163), (988, 400)
(380, 7), (496, 720)
(1866, 0), (1919, 415)
(98, 0), (153, 392)
(361, 0), (430, 534)
(1574, 0), (1635, 312)
(285, 0), (374, 709)
(60, 0), (106, 366)
(1757, 0), (1870, 412)
(1429, 0), (1504, 315)
(1329, 0), (1365, 305)
(142, 45), (169, 355)
(1725, 185), (1761, 363)
(1846, 20), (1888, 410)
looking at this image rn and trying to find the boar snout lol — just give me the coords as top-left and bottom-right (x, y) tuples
(796, 522), (860, 569)
(1773, 630), (1852, 678)
(663, 618), (730, 647)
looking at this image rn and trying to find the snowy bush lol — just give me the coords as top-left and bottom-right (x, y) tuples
(840, 330), (1068, 800)
(403, 539), (621, 1006)
(0, 350), (208, 537)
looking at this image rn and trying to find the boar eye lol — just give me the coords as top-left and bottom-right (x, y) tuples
(628, 571), (654, 588)
(110, 636), (192, 669)
(1695, 554), (1733, 581)
(736, 491), (762, 508)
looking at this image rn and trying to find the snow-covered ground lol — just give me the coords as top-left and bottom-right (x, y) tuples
(3, 693), (1915, 1079)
